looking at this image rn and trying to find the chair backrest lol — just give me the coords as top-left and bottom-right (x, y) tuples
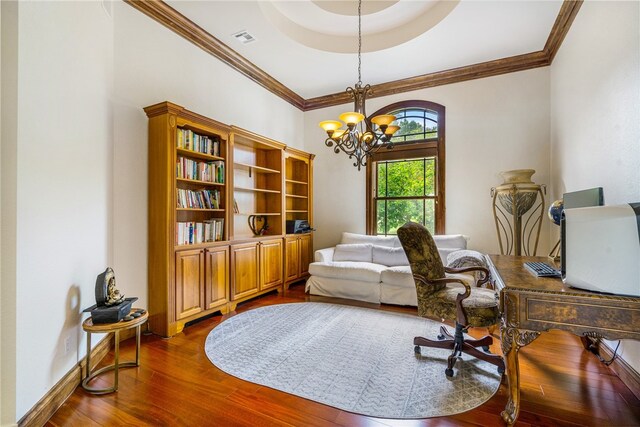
(397, 222), (446, 292)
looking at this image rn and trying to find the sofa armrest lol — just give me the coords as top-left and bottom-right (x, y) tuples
(433, 234), (469, 250)
(315, 247), (335, 263)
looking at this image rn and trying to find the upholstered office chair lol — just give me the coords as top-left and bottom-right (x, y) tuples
(397, 222), (505, 377)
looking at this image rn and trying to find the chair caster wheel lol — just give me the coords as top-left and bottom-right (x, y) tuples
(498, 366), (505, 374)
(445, 368), (454, 377)
(482, 345), (490, 352)
(437, 334), (445, 340)
(414, 345), (421, 354)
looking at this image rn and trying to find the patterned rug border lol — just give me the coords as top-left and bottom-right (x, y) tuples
(204, 302), (501, 420)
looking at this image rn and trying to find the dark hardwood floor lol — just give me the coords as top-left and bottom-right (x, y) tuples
(48, 284), (640, 426)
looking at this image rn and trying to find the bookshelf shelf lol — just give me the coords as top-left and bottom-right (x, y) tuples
(235, 212), (281, 216)
(234, 162), (280, 174)
(176, 178), (225, 187)
(285, 179), (307, 185)
(286, 210), (308, 213)
(176, 208), (225, 212)
(176, 148), (224, 162)
(235, 186), (280, 194)
(286, 194), (308, 199)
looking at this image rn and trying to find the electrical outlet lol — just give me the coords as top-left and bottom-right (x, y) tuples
(64, 336), (71, 355)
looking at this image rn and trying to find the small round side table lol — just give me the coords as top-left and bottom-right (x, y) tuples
(82, 309), (148, 394)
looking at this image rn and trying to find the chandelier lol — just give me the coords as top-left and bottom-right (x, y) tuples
(318, 0), (400, 170)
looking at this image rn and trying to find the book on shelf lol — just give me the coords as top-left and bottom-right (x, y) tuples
(176, 128), (220, 157)
(176, 219), (224, 245)
(176, 156), (225, 183)
(176, 188), (221, 209)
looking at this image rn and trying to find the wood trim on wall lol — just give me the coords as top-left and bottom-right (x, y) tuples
(17, 335), (114, 427)
(125, 0), (583, 112)
(124, 0), (305, 110)
(600, 342), (640, 402)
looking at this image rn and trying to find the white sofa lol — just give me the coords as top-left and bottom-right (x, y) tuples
(306, 232), (473, 306)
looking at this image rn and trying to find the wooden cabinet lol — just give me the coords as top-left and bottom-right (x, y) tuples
(284, 234), (313, 289)
(204, 246), (229, 309)
(230, 242), (259, 300)
(230, 238), (283, 307)
(146, 102), (312, 336)
(175, 246), (230, 324)
(284, 236), (299, 283)
(175, 249), (204, 320)
(260, 238), (283, 290)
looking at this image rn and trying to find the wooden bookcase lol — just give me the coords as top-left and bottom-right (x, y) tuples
(145, 102), (231, 337)
(145, 103), (312, 336)
(283, 147), (315, 289)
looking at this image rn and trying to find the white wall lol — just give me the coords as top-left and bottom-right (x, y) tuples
(2, 1), (304, 422)
(306, 68), (551, 254)
(550, 0), (640, 373)
(1, 1), (19, 424)
(111, 2), (304, 313)
(11, 1), (114, 419)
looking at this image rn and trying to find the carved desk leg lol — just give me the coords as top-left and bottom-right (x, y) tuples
(501, 325), (540, 425)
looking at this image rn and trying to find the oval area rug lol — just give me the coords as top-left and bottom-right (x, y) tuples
(205, 302), (501, 419)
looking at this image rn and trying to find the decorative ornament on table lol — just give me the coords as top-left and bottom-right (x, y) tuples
(83, 267), (138, 324)
(547, 199), (564, 261)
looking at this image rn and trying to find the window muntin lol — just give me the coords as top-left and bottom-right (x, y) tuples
(375, 157), (437, 235)
(382, 108), (439, 144)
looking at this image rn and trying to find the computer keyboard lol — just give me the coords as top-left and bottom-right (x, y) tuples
(523, 261), (561, 278)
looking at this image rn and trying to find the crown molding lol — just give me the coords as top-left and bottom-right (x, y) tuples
(304, 51), (551, 111)
(544, 0), (583, 62)
(124, 0), (305, 110)
(125, 0), (583, 112)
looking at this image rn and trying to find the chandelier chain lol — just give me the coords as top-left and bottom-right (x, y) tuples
(357, 0), (362, 85)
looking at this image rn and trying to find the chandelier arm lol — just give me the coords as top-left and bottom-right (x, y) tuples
(357, 0), (362, 85)
(317, 0), (396, 171)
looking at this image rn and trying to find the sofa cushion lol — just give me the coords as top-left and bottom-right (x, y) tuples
(381, 265), (414, 287)
(333, 244), (373, 262)
(372, 245), (409, 267)
(308, 262), (385, 283)
(341, 232), (398, 248)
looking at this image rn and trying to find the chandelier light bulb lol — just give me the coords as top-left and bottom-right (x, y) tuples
(319, 120), (343, 133)
(331, 129), (346, 140)
(371, 115), (396, 127)
(384, 125), (400, 136)
(338, 112), (365, 126)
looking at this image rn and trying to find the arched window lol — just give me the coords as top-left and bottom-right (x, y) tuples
(366, 100), (445, 235)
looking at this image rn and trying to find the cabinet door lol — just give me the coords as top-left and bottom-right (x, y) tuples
(231, 242), (259, 300)
(298, 234), (313, 277)
(175, 249), (204, 320)
(204, 246), (229, 310)
(260, 239), (283, 290)
(284, 236), (299, 282)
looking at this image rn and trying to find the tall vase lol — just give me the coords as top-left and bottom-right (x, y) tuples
(491, 169), (546, 256)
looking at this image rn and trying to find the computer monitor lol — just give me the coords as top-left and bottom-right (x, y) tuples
(560, 187), (604, 276)
(564, 187), (604, 209)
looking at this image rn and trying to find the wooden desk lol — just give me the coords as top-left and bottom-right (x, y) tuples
(487, 255), (640, 426)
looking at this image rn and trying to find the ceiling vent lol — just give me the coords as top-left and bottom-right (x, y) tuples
(232, 30), (257, 45)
